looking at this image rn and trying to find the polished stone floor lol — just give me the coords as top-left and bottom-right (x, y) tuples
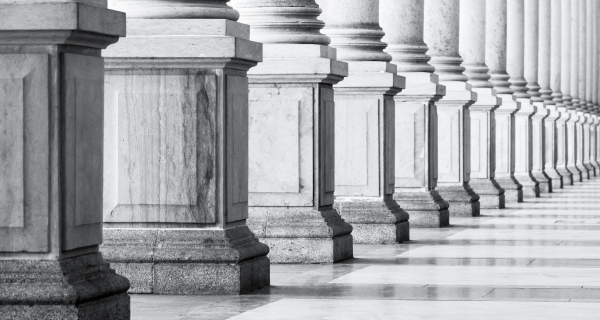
(131, 177), (600, 319)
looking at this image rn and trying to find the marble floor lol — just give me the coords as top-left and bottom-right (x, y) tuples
(131, 178), (600, 319)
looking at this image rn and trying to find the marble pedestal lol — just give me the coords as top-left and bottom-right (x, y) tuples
(556, 109), (574, 185)
(494, 95), (524, 203)
(531, 102), (552, 193)
(469, 88), (505, 208)
(582, 114), (596, 177)
(436, 82), (480, 217)
(247, 44), (353, 263)
(576, 112), (591, 180)
(567, 111), (584, 182)
(543, 105), (564, 190)
(514, 99), (540, 198)
(394, 73), (450, 227)
(334, 61), (408, 243)
(0, 2), (130, 318)
(100, 19), (270, 293)
(591, 115), (600, 173)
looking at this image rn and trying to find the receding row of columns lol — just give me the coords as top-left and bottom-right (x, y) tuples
(2, 0), (600, 317)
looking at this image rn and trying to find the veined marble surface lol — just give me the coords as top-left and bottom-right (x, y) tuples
(130, 178), (600, 319)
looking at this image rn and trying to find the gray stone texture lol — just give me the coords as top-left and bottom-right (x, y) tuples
(102, 226), (270, 294)
(335, 200), (409, 243)
(437, 185), (481, 217)
(249, 208), (353, 263)
(394, 191), (450, 227)
(0, 253), (130, 319)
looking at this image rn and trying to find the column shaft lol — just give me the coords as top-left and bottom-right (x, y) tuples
(557, 0), (574, 184)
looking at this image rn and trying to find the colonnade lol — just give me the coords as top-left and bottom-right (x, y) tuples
(2, 0), (600, 318)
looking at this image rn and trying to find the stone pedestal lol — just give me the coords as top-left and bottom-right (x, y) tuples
(556, 108), (574, 185)
(100, 5), (270, 293)
(494, 97), (524, 203)
(318, 0), (408, 244)
(0, 2), (130, 318)
(435, 82), (480, 216)
(581, 114), (595, 177)
(513, 100), (541, 197)
(567, 111), (584, 182)
(393, 74), (450, 227)
(543, 106), (563, 190)
(531, 103), (552, 193)
(332, 62), (407, 243)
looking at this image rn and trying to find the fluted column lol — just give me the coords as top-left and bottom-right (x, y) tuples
(101, 0), (270, 293)
(487, 0), (524, 203)
(0, 1), (130, 318)
(460, 0), (505, 208)
(233, 0), (353, 263)
(556, 0), (574, 184)
(507, 0), (540, 198)
(567, 0), (584, 181)
(317, 0), (408, 243)
(542, 0), (564, 190)
(424, 0), (480, 217)
(380, 0), (449, 227)
(525, 0), (552, 193)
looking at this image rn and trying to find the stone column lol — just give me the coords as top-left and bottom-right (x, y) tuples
(542, 0), (564, 190)
(380, 0), (450, 227)
(568, 0), (584, 182)
(487, 0), (524, 203)
(525, 0), (552, 193)
(507, 0), (540, 198)
(424, 0), (480, 217)
(592, 0), (600, 172)
(317, 0), (408, 243)
(557, 0), (574, 185)
(101, 0), (270, 293)
(460, 0), (505, 208)
(576, 0), (591, 179)
(0, 1), (130, 318)
(584, 0), (598, 176)
(232, 0), (353, 263)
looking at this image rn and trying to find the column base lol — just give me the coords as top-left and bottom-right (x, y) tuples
(557, 167), (573, 185)
(544, 168), (563, 189)
(469, 178), (505, 209)
(532, 170), (552, 193)
(568, 165), (583, 182)
(394, 190), (450, 227)
(249, 207), (353, 264)
(514, 173), (540, 198)
(583, 163), (594, 179)
(335, 199), (409, 244)
(102, 226), (270, 294)
(495, 176), (523, 203)
(590, 161), (600, 177)
(0, 253), (130, 319)
(436, 184), (481, 217)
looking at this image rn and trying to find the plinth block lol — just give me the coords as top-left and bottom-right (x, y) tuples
(102, 226), (270, 294)
(394, 191), (450, 228)
(335, 200), (409, 244)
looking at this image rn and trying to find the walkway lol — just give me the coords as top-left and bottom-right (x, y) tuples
(132, 178), (600, 319)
